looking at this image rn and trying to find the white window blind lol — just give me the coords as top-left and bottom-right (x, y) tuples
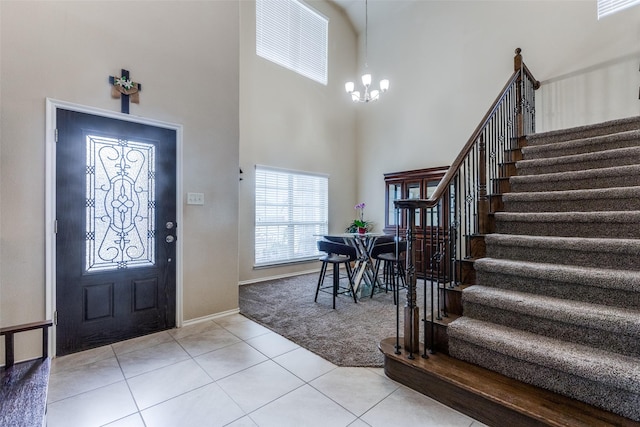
(598, 0), (640, 18)
(256, 0), (328, 85)
(255, 166), (328, 266)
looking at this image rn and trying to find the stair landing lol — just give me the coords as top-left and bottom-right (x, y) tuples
(379, 337), (640, 427)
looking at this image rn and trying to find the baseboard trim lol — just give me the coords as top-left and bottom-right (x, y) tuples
(182, 308), (240, 326)
(239, 268), (321, 286)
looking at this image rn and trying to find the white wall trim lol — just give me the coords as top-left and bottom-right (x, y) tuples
(45, 98), (185, 357)
(238, 268), (320, 286)
(181, 309), (240, 326)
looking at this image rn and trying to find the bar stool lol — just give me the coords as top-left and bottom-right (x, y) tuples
(370, 241), (407, 304)
(315, 240), (358, 309)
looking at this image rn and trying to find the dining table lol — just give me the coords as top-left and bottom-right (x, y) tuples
(321, 232), (386, 298)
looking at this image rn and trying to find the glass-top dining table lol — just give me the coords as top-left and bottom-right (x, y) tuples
(320, 232), (387, 298)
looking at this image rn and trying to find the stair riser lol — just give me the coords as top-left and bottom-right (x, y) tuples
(518, 154), (640, 176)
(463, 302), (640, 358)
(424, 320), (450, 354)
(489, 194), (504, 212)
(500, 162), (518, 177)
(492, 178), (511, 194)
(448, 339), (640, 422)
(485, 245), (640, 271)
(511, 174), (640, 192)
(468, 235), (486, 258)
(503, 197), (640, 213)
(523, 138), (640, 160)
(457, 260), (477, 285)
(506, 149), (522, 162)
(442, 287), (463, 316)
(496, 220), (640, 239)
(476, 270), (640, 310)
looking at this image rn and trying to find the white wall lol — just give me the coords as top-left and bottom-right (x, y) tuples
(238, 0), (358, 283)
(357, 0), (640, 231)
(0, 1), (240, 361)
(538, 54), (640, 131)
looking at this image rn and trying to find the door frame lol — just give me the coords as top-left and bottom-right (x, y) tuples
(45, 98), (184, 357)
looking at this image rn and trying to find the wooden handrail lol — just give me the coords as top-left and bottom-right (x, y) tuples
(404, 48), (540, 210)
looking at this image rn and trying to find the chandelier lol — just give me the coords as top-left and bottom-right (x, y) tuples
(345, 0), (389, 103)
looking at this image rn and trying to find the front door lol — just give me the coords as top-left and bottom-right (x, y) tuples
(55, 109), (177, 356)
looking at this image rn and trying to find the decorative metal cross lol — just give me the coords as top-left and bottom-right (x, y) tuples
(109, 69), (141, 114)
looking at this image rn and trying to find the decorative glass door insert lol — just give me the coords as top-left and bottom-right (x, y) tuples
(85, 135), (156, 272)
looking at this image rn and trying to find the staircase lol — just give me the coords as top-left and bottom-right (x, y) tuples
(381, 50), (640, 426)
(448, 116), (640, 422)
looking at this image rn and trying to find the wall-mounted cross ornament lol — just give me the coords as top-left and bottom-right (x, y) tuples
(109, 69), (141, 114)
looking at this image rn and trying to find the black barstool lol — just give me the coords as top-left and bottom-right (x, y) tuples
(315, 240), (358, 309)
(370, 241), (407, 304)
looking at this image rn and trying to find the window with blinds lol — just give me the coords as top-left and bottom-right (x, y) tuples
(256, 0), (328, 85)
(598, 0), (640, 18)
(255, 166), (328, 266)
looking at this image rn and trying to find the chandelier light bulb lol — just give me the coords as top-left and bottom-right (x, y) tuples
(370, 90), (380, 101)
(351, 91), (361, 102)
(345, 81), (355, 93)
(380, 79), (389, 92)
(361, 73), (372, 87)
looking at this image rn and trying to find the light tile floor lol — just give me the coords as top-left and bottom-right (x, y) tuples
(47, 314), (487, 427)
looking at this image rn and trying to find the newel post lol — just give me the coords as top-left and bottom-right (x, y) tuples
(404, 204), (420, 357)
(394, 199), (423, 358)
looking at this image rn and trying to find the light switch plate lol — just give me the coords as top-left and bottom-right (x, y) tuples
(187, 192), (204, 205)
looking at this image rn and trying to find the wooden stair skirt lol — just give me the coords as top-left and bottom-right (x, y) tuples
(379, 338), (640, 427)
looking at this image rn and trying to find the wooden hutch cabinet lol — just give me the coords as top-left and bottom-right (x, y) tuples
(384, 166), (449, 278)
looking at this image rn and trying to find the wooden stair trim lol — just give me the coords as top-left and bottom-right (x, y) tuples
(380, 337), (640, 427)
(426, 310), (460, 326)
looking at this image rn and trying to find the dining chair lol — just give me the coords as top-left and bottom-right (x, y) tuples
(315, 240), (358, 309)
(370, 240), (407, 304)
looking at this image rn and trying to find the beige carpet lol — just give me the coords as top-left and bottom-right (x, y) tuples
(239, 272), (411, 367)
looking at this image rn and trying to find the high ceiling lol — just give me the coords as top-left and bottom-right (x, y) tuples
(330, 0), (397, 35)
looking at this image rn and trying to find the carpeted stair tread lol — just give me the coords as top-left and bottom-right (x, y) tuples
(474, 257), (640, 293)
(517, 145), (640, 175)
(448, 324), (640, 421)
(510, 164), (640, 192)
(495, 210), (640, 223)
(475, 262), (640, 309)
(448, 317), (640, 394)
(485, 233), (640, 254)
(522, 129), (640, 160)
(526, 116), (640, 146)
(502, 186), (640, 212)
(494, 211), (640, 238)
(484, 233), (640, 270)
(462, 285), (640, 339)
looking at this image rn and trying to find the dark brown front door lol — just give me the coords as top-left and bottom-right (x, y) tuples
(55, 109), (177, 356)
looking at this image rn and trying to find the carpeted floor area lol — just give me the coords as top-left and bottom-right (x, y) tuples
(239, 272), (414, 367)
